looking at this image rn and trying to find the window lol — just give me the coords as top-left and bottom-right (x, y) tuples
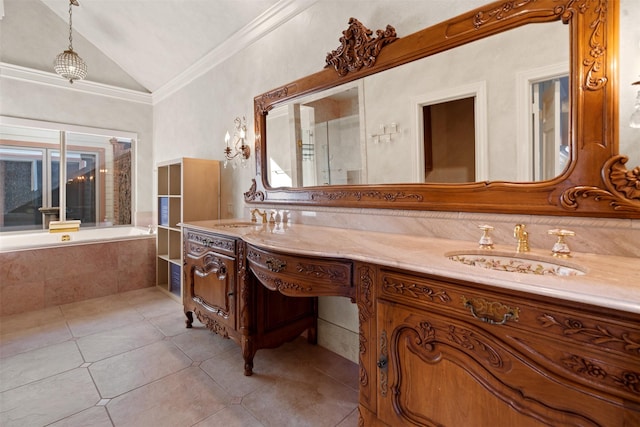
(0, 120), (134, 232)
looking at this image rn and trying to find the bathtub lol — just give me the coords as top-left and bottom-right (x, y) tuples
(0, 226), (154, 252)
(0, 226), (156, 316)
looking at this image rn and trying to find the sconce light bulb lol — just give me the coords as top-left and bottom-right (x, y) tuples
(225, 131), (231, 144)
(240, 128), (246, 139)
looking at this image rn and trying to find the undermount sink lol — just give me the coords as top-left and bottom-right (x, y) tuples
(446, 250), (586, 276)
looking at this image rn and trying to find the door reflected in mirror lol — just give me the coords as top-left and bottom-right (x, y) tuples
(532, 75), (569, 181)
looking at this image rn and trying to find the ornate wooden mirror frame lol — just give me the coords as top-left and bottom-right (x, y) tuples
(247, 0), (640, 218)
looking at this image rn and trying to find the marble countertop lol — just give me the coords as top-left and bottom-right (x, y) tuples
(183, 219), (640, 314)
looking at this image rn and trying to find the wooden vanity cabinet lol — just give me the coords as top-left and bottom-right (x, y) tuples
(361, 264), (640, 427)
(183, 228), (321, 375)
(183, 228), (639, 424)
(183, 228), (239, 338)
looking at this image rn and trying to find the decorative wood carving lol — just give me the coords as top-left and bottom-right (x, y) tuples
(296, 262), (348, 282)
(379, 329), (388, 397)
(194, 307), (229, 338)
(265, 256), (286, 273)
(357, 265), (374, 401)
(251, 0), (640, 219)
(310, 190), (423, 202)
(238, 241), (251, 333)
(537, 313), (640, 354)
(606, 155), (640, 201)
(187, 232), (234, 253)
(581, 0), (608, 91)
(473, 0), (537, 28)
(382, 276), (451, 303)
(447, 325), (504, 368)
(325, 18), (397, 77)
(243, 179), (265, 202)
(562, 354), (640, 395)
(253, 270), (314, 294)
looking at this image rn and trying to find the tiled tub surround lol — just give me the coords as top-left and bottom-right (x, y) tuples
(0, 228), (155, 316)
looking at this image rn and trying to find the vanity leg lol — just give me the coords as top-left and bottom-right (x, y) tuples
(242, 337), (256, 376)
(307, 324), (318, 344)
(307, 298), (318, 344)
(185, 310), (193, 328)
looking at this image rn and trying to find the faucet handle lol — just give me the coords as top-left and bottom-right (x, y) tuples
(514, 224), (530, 253)
(548, 229), (575, 258)
(477, 224), (494, 249)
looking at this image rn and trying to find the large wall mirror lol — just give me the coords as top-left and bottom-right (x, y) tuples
(248, 0), (640, 218)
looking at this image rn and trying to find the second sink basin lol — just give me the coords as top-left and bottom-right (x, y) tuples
(446, 250), (586, 276)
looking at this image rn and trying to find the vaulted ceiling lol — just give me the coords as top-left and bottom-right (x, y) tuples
(1, 0), (321, 95)
(38, 0), (284, 93)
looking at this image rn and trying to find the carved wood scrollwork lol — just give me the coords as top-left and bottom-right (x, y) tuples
(379, 329), (388, 397)
(382, 277), (451, 303)
(253, 270), (313, 294)
(188, 232), (234, 252)
(193, 308), (229, 338)
(606, 155), (640, 201)
(265, 257), (286, 273)
(473, 0), (536, 27)
(562, 354), (640, 395)
(296, 262), (348, 282)
(244, 179), (265, 202)
(537, 313), (640, 354)
(357, 265), (374, 391)
(325, 18), (397, 77)
(311, 189), (423, 202)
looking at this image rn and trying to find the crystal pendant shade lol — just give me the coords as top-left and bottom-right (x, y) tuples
(54, 0), (87, 84)
(54, 49), (87, 84)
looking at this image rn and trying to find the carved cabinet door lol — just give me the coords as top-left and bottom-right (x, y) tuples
(187, 251), (237, 331)
(375, 299), (622, 427)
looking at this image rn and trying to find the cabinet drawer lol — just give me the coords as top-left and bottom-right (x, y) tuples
(247, 245), (354, 299)
(377, 267), (640, 405)
(184, 228), (236, 257)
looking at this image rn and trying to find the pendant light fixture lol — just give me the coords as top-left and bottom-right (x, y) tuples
(54, 0), (87, 84)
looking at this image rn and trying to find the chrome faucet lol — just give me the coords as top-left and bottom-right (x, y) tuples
(250, 208), (267, 223)
(514, 224), (530, 253)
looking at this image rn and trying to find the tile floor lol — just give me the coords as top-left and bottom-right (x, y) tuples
(0, 287), (359, 427)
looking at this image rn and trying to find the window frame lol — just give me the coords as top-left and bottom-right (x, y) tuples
(0, 116), (137, 232)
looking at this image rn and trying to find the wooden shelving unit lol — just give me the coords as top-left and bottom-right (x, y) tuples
(156, 158), (220, 300)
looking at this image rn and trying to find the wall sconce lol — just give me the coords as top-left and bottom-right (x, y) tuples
(630, 80), (640, 128)
(224, 116), (250, 168)
(370, 123), (399, 144)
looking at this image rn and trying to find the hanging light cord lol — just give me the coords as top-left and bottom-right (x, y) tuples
(67, 1), (75, 51)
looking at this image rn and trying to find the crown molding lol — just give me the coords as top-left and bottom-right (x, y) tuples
(0, 62), (152, 105)
(151, 0), (318, 105)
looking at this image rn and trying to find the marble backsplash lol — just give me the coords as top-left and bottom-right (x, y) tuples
(244, 205), (640, 259)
